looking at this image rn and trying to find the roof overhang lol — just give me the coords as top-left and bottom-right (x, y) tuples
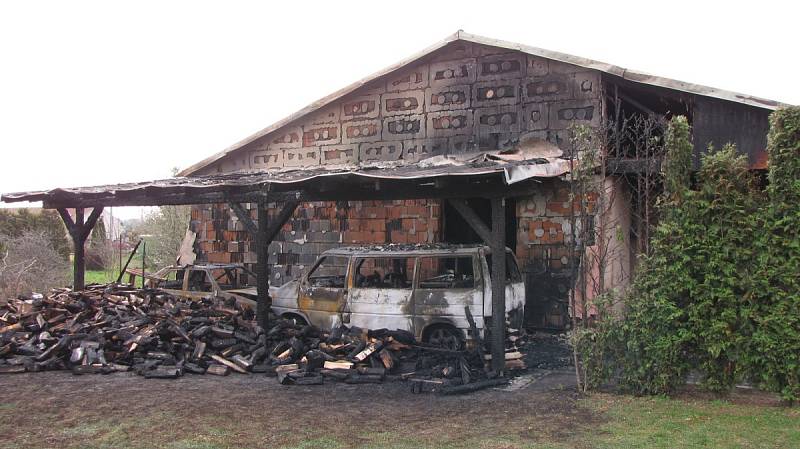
(2, 152), (572, 209)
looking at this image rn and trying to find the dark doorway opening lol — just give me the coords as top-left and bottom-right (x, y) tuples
(442, 198), (516, 251)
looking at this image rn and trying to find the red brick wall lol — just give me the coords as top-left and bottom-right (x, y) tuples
(515, 180), (597, 272)
(191, 199), (441, 286)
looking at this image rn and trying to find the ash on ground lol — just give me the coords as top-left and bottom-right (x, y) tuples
(518, 332), (573, 371)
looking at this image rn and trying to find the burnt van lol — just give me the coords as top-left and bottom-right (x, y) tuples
(270, 244), (524, 349)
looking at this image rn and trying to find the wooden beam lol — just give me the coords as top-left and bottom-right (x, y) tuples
(42, 190), (302, 209)
(446, 199), (493, 245)
(614, 91), (662, 118)
(489, 197), (507, 373)
(229, 203), (258, 237)
(80, 206), (104, 242)
(56, 208), (76, 231)
(263, 201), (299, 245)
(115, 239), (142, 283)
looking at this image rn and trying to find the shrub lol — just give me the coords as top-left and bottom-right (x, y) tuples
(0, 209), (70, 260)
(579, 108), (800, 400)
(0, 230), (69, 298)
(687, 145), (759, 392)
(749, 107), (800, 402)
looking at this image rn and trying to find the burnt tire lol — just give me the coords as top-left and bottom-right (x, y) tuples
(424, 325), (463, 351)
(282, 314), (307, 326)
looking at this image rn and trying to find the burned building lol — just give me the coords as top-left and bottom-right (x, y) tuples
(6, 32), (784, 331)
(174, 32), (783, 329)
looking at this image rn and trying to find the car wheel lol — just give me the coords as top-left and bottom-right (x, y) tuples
(283, 314), (307, 326)
(425, 326), (463, 351)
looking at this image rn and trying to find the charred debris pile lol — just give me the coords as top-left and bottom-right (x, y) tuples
(0, 284), (526, 393)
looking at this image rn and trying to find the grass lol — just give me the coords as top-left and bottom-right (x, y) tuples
(586, 393), (800, 449)
(75, 269), (159, 286)
(267, 395), (800, 449)
(0, 388), (798, 449)
(84, 269), (116, 284)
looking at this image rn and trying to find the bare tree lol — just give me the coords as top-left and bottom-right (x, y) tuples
(133, 206), (191, 269)
(0, 230), (69, 298)
(567, 113), (667, 391)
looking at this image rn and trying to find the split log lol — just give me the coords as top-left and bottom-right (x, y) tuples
(144, 366), (181, 379)
(275, 364), (300, 384)
(210, 326), (234, 338)
(323, 360), (353, 370)
(504, 359), (526, 370)
(353, 341), (382, 362)
(232, 354), (252, 371)
(191, 340), (206, 361)
(483, 351), (522, 361)
(377, 348), (396, 371)
(319, 368), (355, 380)
(210, 355), (248, 374)
(206, 364), (230, 376)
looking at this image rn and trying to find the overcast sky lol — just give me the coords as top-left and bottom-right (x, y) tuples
(1, 0), (797, 219)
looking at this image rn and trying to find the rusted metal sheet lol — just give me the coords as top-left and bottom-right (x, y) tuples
(1, 152), (571, 206)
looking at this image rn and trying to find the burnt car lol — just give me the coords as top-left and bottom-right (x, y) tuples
(126, 263), (258, 308)
(270, 244), (525, 349)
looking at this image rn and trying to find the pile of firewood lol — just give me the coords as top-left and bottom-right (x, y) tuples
(0, 284), (526, 393)
(0, 284), (266, 378)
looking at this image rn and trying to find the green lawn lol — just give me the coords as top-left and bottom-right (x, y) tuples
(81, 269), (116, 285)
(587, 393), (800, 449)
(70, 269), (155, 287)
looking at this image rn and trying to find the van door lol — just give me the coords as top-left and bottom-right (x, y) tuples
(505, 250), (526, 329)
(347, 256), (416, 333)
(297, 255), (350, 330)
(413, 254), (483, 345)
(482, 250), (526, 329)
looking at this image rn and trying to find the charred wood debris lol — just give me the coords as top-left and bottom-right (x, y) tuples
(0, 284), (527, 394)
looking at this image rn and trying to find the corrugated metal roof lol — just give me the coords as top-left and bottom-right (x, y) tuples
(178, 30), (790, 177)
(1, 152), (568, 205)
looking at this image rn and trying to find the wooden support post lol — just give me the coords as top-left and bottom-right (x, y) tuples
(446, 197), (507, 373)
(489, 197), (506, 373)
(72, 208), (85, 291)
(57, 206), (104, 291)
(233, 200), (299, 330)
(255, 201), (270, 330)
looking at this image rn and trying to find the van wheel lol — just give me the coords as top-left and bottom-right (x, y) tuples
(282, 314), (307, 326)
(424, 326), (463, 351)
